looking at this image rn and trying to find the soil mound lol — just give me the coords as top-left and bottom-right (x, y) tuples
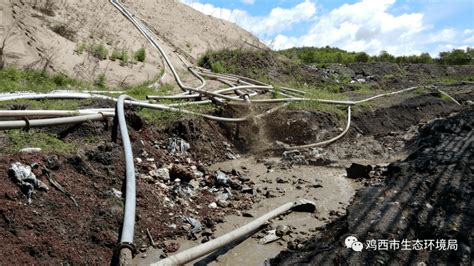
(271, 109), (474, 265)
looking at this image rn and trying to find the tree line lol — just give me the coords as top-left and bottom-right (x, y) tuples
(278, 46), (474, 65)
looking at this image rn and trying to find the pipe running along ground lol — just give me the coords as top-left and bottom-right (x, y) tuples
(114, 95), (137, 260)
(153, 199), (316, 266)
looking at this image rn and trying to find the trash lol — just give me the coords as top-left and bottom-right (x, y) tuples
(215, 170), (229, 187)
(19, 147), (42, 153)
(260, 230), (280, 244)
(241, 185), (253, 194)
(111, 188), (122, 198)
(168, 137), (190, 155)
(346, 163), (373, 179)
(8, 162), (49, 203)
(215, 191), (230, 202)
(183, 217), (202, 234)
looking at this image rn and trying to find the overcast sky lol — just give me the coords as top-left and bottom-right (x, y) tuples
(180, 0), (474, 56)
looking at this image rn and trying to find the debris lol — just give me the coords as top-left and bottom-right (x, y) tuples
(241, 185), (253, 194)
(135, 157), (143, 164)
(276, 225), (291, 237)
(111, 188), (122, 198)
(208, 202), (218, 209)
(170, 165), (195, 183)
(43, 167), (79, 208)
(46, 155), (60, 170)
(8, 162), (49, 204)
(260, 230), (280, 244)
(165, 242), (180, 253)
(183, 217), (202, 234)
(215, 170), (229, 187)
(146, 228), (156, 247)
(168, 137), (190, 155)
(346, 163), (373, 179)
(19, 147), (42, 153)
(150, 168), (170, 181)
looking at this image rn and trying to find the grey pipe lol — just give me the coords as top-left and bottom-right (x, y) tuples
(0, 113), (110, 129)
(116, 95), (137, 253)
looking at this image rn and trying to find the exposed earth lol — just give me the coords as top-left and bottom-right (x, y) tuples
(0, 82), (472, 264)
(1, 1), (473, 265)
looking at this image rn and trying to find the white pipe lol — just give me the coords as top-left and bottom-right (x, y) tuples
(153, 199), (316, 266)
(0, 110), (115, 117)
(0, 113), (110, 129)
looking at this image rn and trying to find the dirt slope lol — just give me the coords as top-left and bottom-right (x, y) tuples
(1, 0), (264, 87)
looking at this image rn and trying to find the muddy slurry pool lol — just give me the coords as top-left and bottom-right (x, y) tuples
(135, 157), (360, 265)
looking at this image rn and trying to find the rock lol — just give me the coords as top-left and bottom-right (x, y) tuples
(239, 175), (250, 182)
(165, 242), (180, 253)
(208, 202), (218, 209)
(150, 168), (170, 181)
(346, 163), (373, 179)
(170, 165), (195, 183)
(135, 158), (143, 164)
(260, 230), (280, 244)
(189, 179), (200, 190)
(241, 185), (254, 194)
(46, 155), (60, 170)
(215, 170), (229, 187)
(216, 199), (229, 208)
(276, 177), (288, 184)
(276, 225), (291, 237)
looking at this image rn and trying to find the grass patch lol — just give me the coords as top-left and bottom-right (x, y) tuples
(134, 48), (146, 63)
(125, 82), (174, 100)
(285, 84), (347, 117)
(5, 130), (77, 153)
(0, 99), (86, 110)
(137, 103), (214, 124)
(0, 67), (86, 93)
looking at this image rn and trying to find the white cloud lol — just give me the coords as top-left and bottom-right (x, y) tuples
(181, 0), (316, 38)
(242, 0), (255, 5)
(182, 0), (473, 56)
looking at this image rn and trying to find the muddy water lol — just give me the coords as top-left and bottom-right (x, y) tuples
(135, 157), (360, 265)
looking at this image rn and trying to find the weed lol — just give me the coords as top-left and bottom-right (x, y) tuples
(94, 74), (107, 88)
(90, 43), (108, 60)
(0, 67), (86, 93)
(5, 130), (77, 153)
(134, 48), (146, 63)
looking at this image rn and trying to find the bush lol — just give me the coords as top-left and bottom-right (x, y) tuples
(95, 74), (107, 88)
(90, 43), (108, 60)
(211, 61), (226, 73)
(134, 48), (146, 63)
(110, 48), (121, 61)
(75, 43), (87, 55)
(120, 49), (129, 65)
(438, 49), (471, 65)
(355, 52), (370, 62)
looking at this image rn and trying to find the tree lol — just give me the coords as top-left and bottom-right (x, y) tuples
(355, 52), (370, 62)
(439, 49), (471, 65)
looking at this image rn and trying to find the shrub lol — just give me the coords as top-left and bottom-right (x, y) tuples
(90, 43), (108, 60)
(134, 48), (146, 63)
(95, 74), (107, 88)
(75, 43), (87, 55)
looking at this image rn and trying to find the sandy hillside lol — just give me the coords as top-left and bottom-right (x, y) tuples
(1, 0), (265, 87)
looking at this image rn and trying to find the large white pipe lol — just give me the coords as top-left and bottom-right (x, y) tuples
(153, 199), (316, 266)
(0, 113), (111, 129)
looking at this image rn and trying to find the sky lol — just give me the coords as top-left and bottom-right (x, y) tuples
(180, 0), (474, 56)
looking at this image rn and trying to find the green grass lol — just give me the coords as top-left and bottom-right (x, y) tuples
(0, 67), (86, 93)
(284, 84), (348, 117)
(134, 48), (146, 63)
(5, 130), (77, 153)
(138, 103), (214, 124)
